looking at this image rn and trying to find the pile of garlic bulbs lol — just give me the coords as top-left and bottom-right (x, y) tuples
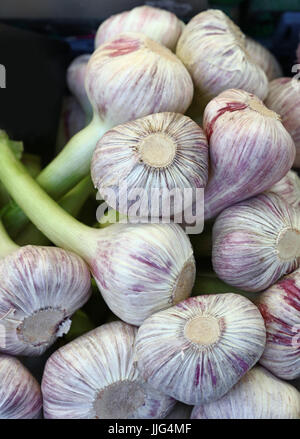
(0, 5), (299, 421)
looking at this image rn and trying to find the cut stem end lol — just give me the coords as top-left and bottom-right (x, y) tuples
(184, 315), (220, 345)
(138, 133), (177, 168)
(277, 228), (300, 261)
(172, 257), (196, 304)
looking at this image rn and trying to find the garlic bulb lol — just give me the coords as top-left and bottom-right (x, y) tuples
(67, 54), (93, 121)
(265, 78), (300, 167)
(95, 5), (183, 51)
(56, 96), (86, 152)
(135, 294), (266, 405)
(42, 321), (175, 419)
(0, 245), (91, 356)
(268, 170), (300, 209)
(213, 192), (300, 292)
(0, 354), (42, 419)
(91, 112), (208, 218)
(257, 269), (300, 380)
(245, 37), (282, 80)
(191, 366), (300, 419)
(203, 89), (295, 219)
(176, 10), (268, 112)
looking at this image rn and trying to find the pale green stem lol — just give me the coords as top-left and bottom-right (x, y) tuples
(0, 138), (97, 260)
(0, 220), (19, 259)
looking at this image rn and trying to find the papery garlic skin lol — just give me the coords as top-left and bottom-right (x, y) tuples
(91, 112), (208, 218)
(265, 78), (300, 167)
(191, 366), (300, 419)
(245, 37), (282, 81)
(42, 321), (175, 419)
(86, 32), (194, 128)
(95, 5), (183, 51)
(176, 10), (268, 111)
(268, 170), (300, 209)
(257, 270), (300, 380)
(203, 89), (295, 219)
(89, 223), (196, 326)
(0, 354), (42, 419)
(0, 246), (91, 356)
(135, 294), (266, 405)
(213, 193), (300, 292)
(67, 54), (92, 120)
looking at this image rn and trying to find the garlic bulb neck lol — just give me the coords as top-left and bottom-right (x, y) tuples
(171, 256), (196, 304)
(18, 307), (70, 347)
(138, 133), (177, 168)
(184, 315), (220, 345)
(0, 220), (19, 259)
(277, 228), (300, 261)
(93, 380), (146, 419)
(248, 97), (279, 119)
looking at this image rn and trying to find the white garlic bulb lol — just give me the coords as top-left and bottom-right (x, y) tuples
(176, 10), (268, 112)
(203, 89), (295, 219)
(42, 321), (175, 419)
(135, 294), (266, 405)
(0, 245), (91, 356)
(0, 354), (42, 419)
(191, 366), (300, 419)
(257, 269), (300, 380)
(95, 5), (183, 51)
(91, 112), (208, 218)
(265, 78), (300, 167)
(245, 37), (282, 81)
(268, 170), (300, 209)
(67, 54), (93, 121)
(212, 193), (300, 292)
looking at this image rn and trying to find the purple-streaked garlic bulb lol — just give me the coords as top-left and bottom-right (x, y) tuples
(42, 321), (175, 419)
(91, 112), (208, 218)
(257, 270), (300, 380)
(67, 54), (93, 122)
(0, 245), (91, 356)
(0, 354), (42, 419)
(245, 37), (282, 80)
(203, 89), (295, 219)
(191, 366), (300, 419)
(265, 78), (300, 167)
(213, 193), (300, 292)
(95, 5), (183, 51)
(268, 170), (300, 209)
(176, 10), (268, 112)
(86, 32), (193, 129)
(135, 294), (266, 405)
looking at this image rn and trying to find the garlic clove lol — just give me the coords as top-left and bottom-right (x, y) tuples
(267, 170), (300, 209)
(191, 366), (300, 419)
(212, 192), (300, 292)
(95, 5), (183, 52)
(265, 78), (300, 167)
(245, 37), (282, 81)
(0, 245), (91, 356)
(176, 10), (268, 113)
(91, 112), (208, 218)
(90, 223), (196, 326)
(0, 354), (42, 419)
(67, 54), (93, 121)
(42, 321), (175, 419)
(86, 32), (194, 128)
(257, 269), (300, 380)
(135, 293), (266, 405)
(203, 89), (295, 219)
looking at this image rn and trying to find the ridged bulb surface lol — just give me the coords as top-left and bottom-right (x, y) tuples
(135, 294), (266, 405)
(245, 37), (282, 81)
(42, 321), (175, 419)
(258, 270), (300, 380)
(0, 354), (42, 419)
(212, 193), (300, 292)
(91, 112), (208, 218)
(67, 54), (92, 118)
(176, 10), (268, 110)
(268, 170), (300, 209)
(265, 78), (300, 167)
(85, 32), (193, 128)
(95, 5), (183, 51)
(191, 366), (300, 419)
(203, 89), (295, 219)
(0, 246), (91, 356)
(89, 223), (195, 326)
